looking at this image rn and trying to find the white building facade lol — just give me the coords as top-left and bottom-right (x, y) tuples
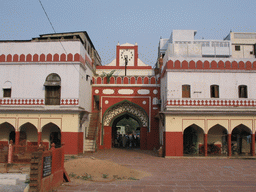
(158, 30), (256, 157)
(0, 32), (100, 154)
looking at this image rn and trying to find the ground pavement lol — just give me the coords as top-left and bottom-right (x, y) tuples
(57, 148), (256, 192)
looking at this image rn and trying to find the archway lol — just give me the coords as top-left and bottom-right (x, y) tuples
(111, 113), (140, 148)
(231, 124), (251, 156)
(0, 122), (15, 144)
(102, 100), (149, 149)
(207, 125), (228, 156)
(19, 123), (38, 146)
(42, 123), (61, 149)
(183, 124), (204, 156)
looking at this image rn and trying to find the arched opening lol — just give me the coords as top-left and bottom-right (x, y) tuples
(207, 125), (228, 156)
(0, 122), (15, 144)
(231, 124), (251, 156)
(44, 73), (61, 105)
(111, 113), (140, 149)
(19, 123), (38, 146)
(102, 100), (149, 150)
(183, 124), (204, 156)
(42, 123), (61, 149)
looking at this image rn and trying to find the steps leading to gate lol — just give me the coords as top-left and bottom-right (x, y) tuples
(84, 140), (95, 152)
(84, 111), (99, 152)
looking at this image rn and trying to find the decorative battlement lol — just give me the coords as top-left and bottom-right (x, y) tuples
(93, 76), (159, 85)
(163, 59), (256, 72)
(0, 53), (92, 67)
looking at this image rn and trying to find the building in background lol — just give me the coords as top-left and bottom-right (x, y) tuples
(0, 31), (100, 154)
(157, 30), (256, 157)
(225, 32), (256, 59)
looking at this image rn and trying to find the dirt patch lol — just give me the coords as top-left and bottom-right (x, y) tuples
(64, 157), (150, 183)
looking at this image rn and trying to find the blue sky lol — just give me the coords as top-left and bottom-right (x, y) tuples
(1, 0), (255, 66)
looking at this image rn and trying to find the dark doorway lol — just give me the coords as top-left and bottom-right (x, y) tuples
(50, 132), (61, 148)
(9, 131), (15, 143)
(112, 114), (140, 149)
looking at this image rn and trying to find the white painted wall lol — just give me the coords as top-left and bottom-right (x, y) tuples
(166, 71), (256, 99)
(0, 41), (85, 58)
(79, 66), (93, 111)
(0, 63), (80, 99)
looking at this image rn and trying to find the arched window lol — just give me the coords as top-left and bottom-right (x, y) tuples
(210, 85), (219, 98)
(44, 73), (61, 105)
(3, 81), (12, 98)
(182, 84), (190, 98)
(238, 85), (247, 98)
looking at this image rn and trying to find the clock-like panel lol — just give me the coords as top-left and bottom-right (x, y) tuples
(119, 49), (135, 66)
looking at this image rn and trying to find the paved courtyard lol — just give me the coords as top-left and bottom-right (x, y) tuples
(57, 148), (256, 192)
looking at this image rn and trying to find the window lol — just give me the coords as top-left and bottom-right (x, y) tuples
(3, 81), (12, 98)
(235, 45), (240, 51)
(210, 85), (219, 98)
(182, 85), (190, 98)
(3, 88), (11, 97)
(238, 85), (247, 98)
(44, 73), (61, 105)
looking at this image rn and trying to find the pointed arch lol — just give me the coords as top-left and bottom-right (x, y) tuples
(102, 100), (149, 128)
(19, 122), (38, 144)
(0, 122), (15, 143)
(42, 122), (61, 148)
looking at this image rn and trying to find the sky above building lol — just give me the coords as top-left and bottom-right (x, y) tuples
(1, 0), (255, 66)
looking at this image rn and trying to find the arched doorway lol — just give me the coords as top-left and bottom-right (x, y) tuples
(111, 113), (140, 148)
(0, 122), (15, 144)
(183, 124), (204, 156)
(19, 123), (38, 146)
(42, 123), (61, 148)
(102, 100), (149, 149)
(231, 124), (251, 156)
(207, 125), (228, 156)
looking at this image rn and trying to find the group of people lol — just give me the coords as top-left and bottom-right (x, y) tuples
(114, 133), (140, 148)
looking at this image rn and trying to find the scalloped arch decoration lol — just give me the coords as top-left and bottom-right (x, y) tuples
(103, 101), (148, 127)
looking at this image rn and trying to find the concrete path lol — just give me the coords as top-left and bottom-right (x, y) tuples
(57, 148), (256, 192)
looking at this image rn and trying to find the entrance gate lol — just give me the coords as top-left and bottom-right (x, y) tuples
(102, 100), (149, 150)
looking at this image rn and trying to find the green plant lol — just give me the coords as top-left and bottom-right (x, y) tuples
(102, 174), (108, 179)
(100, 70), (115, 83)
(113, 175), (122, 180)
(81, 173), (92, 180)
(24, 179), (30, 184)
(69, 172), (76, 178)
(128, 177), (139, 180)
(70, 155), (76, 159)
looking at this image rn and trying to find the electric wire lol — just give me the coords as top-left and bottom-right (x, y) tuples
(38, 0), (87, 79)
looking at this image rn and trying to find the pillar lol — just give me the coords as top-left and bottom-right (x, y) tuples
(164, 131), (183, 156)
(15, 131), (20, 145)
(38, 132), (42, 146)
(204, 134), (208, 157)
(251, 134), (255, 156)
(140, 127), (147, 150)
(103, 126), (112, 149)
(228, 134), (232, 157)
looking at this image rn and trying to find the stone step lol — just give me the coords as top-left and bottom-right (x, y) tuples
(0, 173), (29, 181)
(0, 178), (18, 185)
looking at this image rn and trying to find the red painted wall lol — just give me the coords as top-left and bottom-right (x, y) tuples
(78, 132), (83, 154)
(164, 132), (183, 156)
(103, 126), (112, 149)
(62, 132), (81, 155)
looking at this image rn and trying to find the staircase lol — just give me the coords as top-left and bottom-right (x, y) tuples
(84, 111), (100, 152)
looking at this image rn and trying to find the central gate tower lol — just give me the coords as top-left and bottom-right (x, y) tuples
(90, 42), (160, 150)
